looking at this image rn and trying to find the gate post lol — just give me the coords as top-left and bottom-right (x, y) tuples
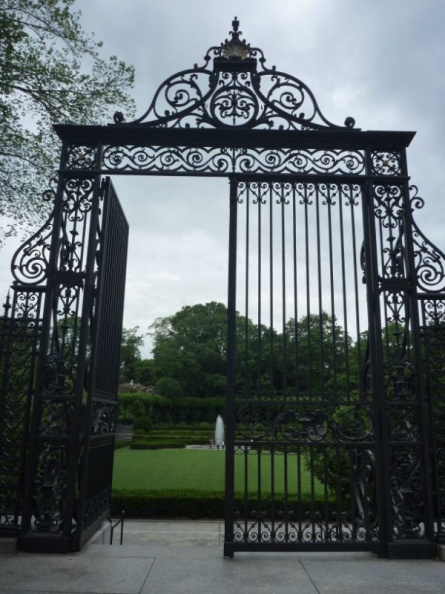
(224, 178), (238, 558)
(364, 147), (436, 558)
(361, 174), (391, 558)
(18, 143), (104, 553)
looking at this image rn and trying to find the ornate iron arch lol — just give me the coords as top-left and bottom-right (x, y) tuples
(113, 17), (356, 131)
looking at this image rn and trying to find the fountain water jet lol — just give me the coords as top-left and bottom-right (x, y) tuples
(215, 415), (224, 447)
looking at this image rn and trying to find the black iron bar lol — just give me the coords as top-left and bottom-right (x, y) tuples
(280, 184), (287, 401)
(244, 183), (250, 400)
(256, 183), (262, 397)
(268, 183), (274, 401)
(350, 185), (363, 381)
(327, 184), (338, 399)
(223, 178), (238, 556)
(292, 183), (300, 398)
(304, 185), (312, 397)
(315, 185), (324, 399)
(338, 185), (351, 400)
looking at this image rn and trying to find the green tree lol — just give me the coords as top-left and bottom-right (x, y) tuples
(0, 0), (135, 245)
(133, 358), (155, 386)
(281, 312), (355, 399)
(150, 302), (229, 400)
(119, 326), (146, 384)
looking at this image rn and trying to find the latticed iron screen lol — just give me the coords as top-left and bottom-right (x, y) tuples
(224, 178), (379, 554)
(0, 288), (44, 535)
(420, 297), (445, 542)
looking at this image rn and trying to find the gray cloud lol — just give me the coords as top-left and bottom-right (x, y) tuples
(1, 0), (444, 357)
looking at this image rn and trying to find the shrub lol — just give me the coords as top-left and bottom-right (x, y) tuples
(111, 489), (224, 518)
(111, 489), (328, 519)
(134, 416), (153, 433)
(129, 441), (185, 450)
(307, 404), (373, 502)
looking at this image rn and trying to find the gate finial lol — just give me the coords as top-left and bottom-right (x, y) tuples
(231, 17), (240, 38)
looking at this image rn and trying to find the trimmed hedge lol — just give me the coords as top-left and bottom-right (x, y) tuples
(112, 490), (224, 518)
(117, 392), (225, 425)
(115, 441), (131, 450)
(111, 489), (329, 519)
(127, 430), (212, 448)
(130, 441), (185, 450)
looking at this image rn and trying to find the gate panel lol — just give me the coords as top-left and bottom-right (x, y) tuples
(17, 172), (103, 552)
(224, 177), (378, 555)
(419, 296), (445, 543)
(75, 178), (129, 548)
(16, 168), (128, 552)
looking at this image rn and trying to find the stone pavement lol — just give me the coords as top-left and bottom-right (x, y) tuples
(1, 520), (444, 594)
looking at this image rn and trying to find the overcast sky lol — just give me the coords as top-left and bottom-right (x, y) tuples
(1, 0), (445, 358)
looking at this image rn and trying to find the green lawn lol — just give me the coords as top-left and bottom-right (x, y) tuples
(113, 448), (324, 496)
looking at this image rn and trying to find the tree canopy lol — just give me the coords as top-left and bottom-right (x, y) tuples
(0, 0), (135, 246)
(150, 302), (229, 401)
(148, 302), (362, 403)
(119, 326), (154, 385)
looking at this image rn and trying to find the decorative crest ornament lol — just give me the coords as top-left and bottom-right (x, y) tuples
(221, 17), (250, 60)
(113, 18), (357, 130)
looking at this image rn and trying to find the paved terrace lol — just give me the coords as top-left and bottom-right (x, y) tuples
(1, 520), (444, 594)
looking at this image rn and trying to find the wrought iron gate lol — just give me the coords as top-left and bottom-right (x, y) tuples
(223, 170), (443, 557)
(1, 18), (444, 556)
(0, 175), (128, 552)
(224, 177), (378, 554)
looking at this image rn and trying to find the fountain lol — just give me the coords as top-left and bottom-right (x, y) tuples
(215, 415), (225, 448)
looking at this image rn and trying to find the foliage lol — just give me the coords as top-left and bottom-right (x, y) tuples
(127, 428), (214, 449)
(114, 441), (130, 450)
(0, 0), (135, 246)
(119, 326), (147, 383)
(117, 392), (171, 424)
(307, 404), (374, 501)
(111, 489), (328, 519)
(150, 302), (229, 400)
(132, 428), (146, 437)
(133, 415), (153, 433)
(111, 489), (226, 519)
(149, 302), (360, 403)
(129, 441), (185, 450)
(281, 312), (355, 398)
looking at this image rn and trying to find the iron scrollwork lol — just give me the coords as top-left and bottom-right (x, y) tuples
(11, 181), (57, 286)
(31, 441), (68, 534)
(102, 145), (366, 176)
(113, 18), (356, 132)
(90, 402), (116, 436)
(370, 151), (402, 176)
(235, 400), (373, 444)
(409, 186), (445, 293)
(65, 145), (99, 171)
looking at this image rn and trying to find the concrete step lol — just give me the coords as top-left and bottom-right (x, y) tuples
(0, 537), (17, 554)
